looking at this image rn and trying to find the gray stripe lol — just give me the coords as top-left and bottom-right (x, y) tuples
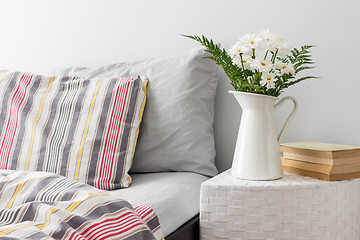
(50, 220), (75, 239)
(0, 208), (21, 226)
(45, 77), (82, 173)
(0, 181), (7, 190)
(59, 184), (87, 201)
(0, 209), (13, 225)
(25, 232), (50, 240)
(144, 214), (161, 232)
(113, 77), (140, 187)
(36, 77), (67, 171)
(24, 176), (59, 202)
(60, 79), (90, 176)
(0, 72), (19, 140)
(21, 202), (42, 222)
(40, 178), (77, 202)
(10, 75), (42, 170)
(87, 78), (117, 186)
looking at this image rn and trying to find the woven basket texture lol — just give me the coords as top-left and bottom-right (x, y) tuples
(200, 169), (360, 240)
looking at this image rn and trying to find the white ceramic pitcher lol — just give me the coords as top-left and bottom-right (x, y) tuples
(229, 91), (298, 180)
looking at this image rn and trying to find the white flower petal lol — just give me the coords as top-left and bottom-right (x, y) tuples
(251, 57), (274, 72)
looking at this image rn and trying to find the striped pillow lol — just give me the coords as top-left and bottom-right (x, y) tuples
(0, 70), (147, 190)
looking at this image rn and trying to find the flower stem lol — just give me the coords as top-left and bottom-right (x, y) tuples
(264, 50), (269, 60)
(252, 48), (255, 59)
(239, 54), (247, 79)
(271, 49), (279, 63)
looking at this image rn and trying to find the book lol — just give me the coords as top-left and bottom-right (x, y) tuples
(282, 165), (360, 181)
(279, 142), (360, 165)
(282, 152), (360, 165)
(281, 157), (360, 175)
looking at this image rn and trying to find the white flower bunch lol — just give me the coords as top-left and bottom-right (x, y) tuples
(184, 31), (317, 97)
(229, 29), (294, 90)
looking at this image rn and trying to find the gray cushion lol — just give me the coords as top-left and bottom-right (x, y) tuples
(50, 47), (218, 176)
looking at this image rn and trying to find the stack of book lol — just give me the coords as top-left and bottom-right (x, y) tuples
(280, 142), (360, 181)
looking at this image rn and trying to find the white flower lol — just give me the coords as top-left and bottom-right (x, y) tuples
(232, 56), (252, 69)
(275, 62), (295, 75)
(260, 29), (291, 56)
(229, 42), (252, 58)
(238, 33), (264, 49)
(250, 57), (273, 72)
(260, 29), (283, 43)
(241, 56), (252, 69)
(260, 72), (277, 89)
(274, 41), (291, 57)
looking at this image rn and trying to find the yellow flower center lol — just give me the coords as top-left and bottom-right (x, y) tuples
(282, 66), (287, 69)
(237, 49), (242, 53)
(261, 62), (266, 66)
(250, 41), (255, 44)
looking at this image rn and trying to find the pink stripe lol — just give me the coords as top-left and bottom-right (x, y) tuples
(135, 205), (154, 220)
(135, 205), (149, 215)
(101, 79), (129, 189)
(138, 207), (151, 216)
(98, 78), (131, 190)
(68, 232), (76, 240)
(81, 211), (133, 237)
(97, 80), (122, 189)
(98, 80), (126, 189)
(139, 208), (153, 219)
(139, 206), (150, 214)
(134, 205), (146, 212)
(0, 76), (23, 165)
(73, 208), (149, 240)
(4, 73), (32, 153)
(68, 231), (86, 240)
(100, 81), (129, 189)
(0, 73), (33, 169)
(82, 212), (141, 239)
(87, 217), (139, 240)
(4, 74), (31, 152)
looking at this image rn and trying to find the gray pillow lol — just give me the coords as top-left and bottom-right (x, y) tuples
(50, 47), (218, 176)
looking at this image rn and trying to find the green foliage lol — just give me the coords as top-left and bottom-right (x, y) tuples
(182, 34), (264, 94)
(182, 34), (251, 92)
(183, 34), (318, 97)
(275, 45), (318, 96)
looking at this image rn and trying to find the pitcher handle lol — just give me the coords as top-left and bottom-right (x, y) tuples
(274, 96), (298, 143)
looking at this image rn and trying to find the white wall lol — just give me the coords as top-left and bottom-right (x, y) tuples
(1, 0), (359, 172)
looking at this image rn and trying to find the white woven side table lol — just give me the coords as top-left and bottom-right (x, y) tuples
(200, 169), (360, 240)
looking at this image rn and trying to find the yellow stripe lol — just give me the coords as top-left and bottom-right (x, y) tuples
(0, 70), (8, 82)
(37, 208), (58, 229)
(0, 223), (32, 236)
(40, 193), (108, 228)
(7, 181), (25, 209)
(66, 200), (81, 212)
(128, 79), (148, 184)
(75, 78), (102, 181)
(66, 192), (108, 211)
(25, 76), (54, 171)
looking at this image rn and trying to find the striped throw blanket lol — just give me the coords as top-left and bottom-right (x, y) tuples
(0, 170), (163, 240)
